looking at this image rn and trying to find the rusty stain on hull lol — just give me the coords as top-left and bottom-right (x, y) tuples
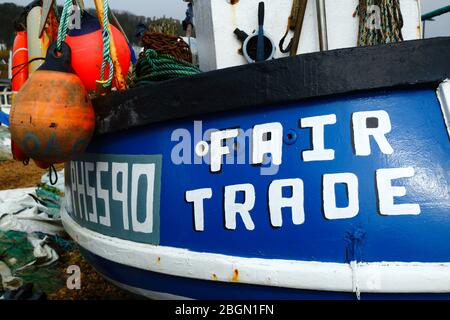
(232, 269), (239, 282)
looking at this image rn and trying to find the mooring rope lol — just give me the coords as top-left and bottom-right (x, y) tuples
(99, 0), (114, 88)
(279, 0), (301, 53)
(56, 0), (73, 51)
(353, 0), (404, 46)
(57, 0), (113, 88)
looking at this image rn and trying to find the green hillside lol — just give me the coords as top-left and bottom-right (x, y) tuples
(0, 2), (182, 49)
(0, 3), (23, 48)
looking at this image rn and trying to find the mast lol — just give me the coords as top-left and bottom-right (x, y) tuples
(316, 0), (328, 51)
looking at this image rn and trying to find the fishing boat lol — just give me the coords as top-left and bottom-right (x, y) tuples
(8, 0), (450, 299)
(0, 80), (12, 112)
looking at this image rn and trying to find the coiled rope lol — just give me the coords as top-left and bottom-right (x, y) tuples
(132, 49), (201, 86)
(353, 0), (404, 46)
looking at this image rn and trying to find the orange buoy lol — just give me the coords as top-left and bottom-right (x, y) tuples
(65, 12), (130, 91)
(11, 31), (30, 163)
(9, 42), (95, 165)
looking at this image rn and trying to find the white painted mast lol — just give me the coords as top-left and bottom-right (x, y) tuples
(192, 0), (422, 71)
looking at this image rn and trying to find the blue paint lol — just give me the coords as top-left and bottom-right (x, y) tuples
(68, 12), (101, 36)
(0, 111), (9, 127)
(129, 43), (137, 65)
(345, 228), (366, 262)
(21, 132), (40, 156)
(76, 88), (450, 263)
(79, 247), (450, 300)
(283, 129), (298, 145)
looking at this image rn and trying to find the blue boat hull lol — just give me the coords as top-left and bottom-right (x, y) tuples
(62, 86), (450, 299)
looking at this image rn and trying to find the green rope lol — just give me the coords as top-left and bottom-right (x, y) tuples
(100, 0), (114, 88)
(56, 0), (73, 51)
(132, 49), (201, 86)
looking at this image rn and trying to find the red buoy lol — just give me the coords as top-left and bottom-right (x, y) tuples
(12, 31), (29, 92)
(33, 159), (50, 170)
(65, 13), (130, 91)
(11, 31), (30, 163)
(11, 141), (28, 162)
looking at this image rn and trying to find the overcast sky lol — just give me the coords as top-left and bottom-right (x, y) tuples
(0, 0), (449, 37)
(421, 0), (450, 37)
(0, 0), (187, 19)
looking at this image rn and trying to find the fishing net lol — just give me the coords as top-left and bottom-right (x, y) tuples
(354, 0), (404, 46)
(0, 230), (68, 294)
(0, 173), (76, 297)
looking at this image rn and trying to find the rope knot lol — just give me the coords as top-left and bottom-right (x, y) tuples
(144, 49), (159, 60)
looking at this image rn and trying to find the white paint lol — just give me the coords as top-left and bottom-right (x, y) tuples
(0, 90), (12, 111)
(185, 188), (213, 232)
(352, 110), (394, 156)
(436, 79), (450, 139)
(8, 50), (12, 80)
(193, 0), (421, 71)
(252, 123), (283, 166)
(268, 179), (305, 227)
(323, 173), (359, 220)
(96, 162), (111, 227)
(301, 114), (336, 162)
(224, 183), (255, 230)
(70, 161), (78, 218)
(195, 140), (209, 157)
(376, 167), (421, 216)
(210, 129), (239, 172)
(62, 210), (450, 293)
(350, 260), (361, 300)
(112, 163), (129, 230)
(75, 161), (88, 221)
(84, 162), (98, 224)
(130, 164), (155, 234)
(27, 6), (46, 73)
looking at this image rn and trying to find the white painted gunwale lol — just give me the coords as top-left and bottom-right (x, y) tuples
(437, 80), (450, 139)
(62, 209), (450, 294)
